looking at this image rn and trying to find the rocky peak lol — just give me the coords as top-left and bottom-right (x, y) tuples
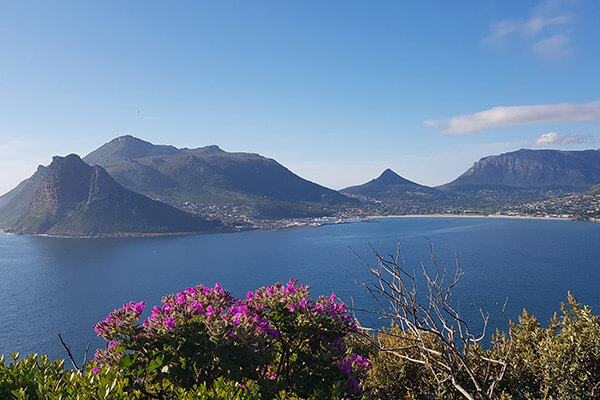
(374, 168), (413, 185)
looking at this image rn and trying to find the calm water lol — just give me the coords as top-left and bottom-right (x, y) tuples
(1, 217), (599, 361)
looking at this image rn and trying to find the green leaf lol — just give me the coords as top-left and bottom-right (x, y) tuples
(147, 356), (164, 373)
(118, 354), (133, 369)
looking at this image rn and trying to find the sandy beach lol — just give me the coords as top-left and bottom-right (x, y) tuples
(369, 213), (571, 221)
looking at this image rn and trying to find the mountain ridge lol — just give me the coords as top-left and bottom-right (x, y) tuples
(83, 135), (357, 218)
(441, 148), (600, 192)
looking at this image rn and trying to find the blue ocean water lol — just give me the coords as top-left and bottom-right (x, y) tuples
(1, 217), (599, 361)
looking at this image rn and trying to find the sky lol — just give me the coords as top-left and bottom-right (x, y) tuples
(1, 0), (599, 195)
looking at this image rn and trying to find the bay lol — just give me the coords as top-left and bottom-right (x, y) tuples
(1, 216), (599, 361)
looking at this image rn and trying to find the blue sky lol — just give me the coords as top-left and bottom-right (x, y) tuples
(1, 0), (599, 194)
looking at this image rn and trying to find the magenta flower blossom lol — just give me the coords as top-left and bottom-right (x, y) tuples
(164, 317), (176, 330)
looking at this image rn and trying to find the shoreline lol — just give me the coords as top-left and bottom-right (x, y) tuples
(1, 213), (593, 239)
(368, 213), (571, 221)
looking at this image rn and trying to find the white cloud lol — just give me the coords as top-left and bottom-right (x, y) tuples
(482, 0), (574, 59)
(426, 101), (600, 135)
(523, 14), (571, 36)
(483, 20), (520, 44)
(532, 131), (592, 147)
(533, 34), (573, 59)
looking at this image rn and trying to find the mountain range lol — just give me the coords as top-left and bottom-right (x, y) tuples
(345, 149), (600, 207)
(1, 136), (600, 237)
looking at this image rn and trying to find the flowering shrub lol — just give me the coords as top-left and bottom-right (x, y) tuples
(93, 279), (369, 399)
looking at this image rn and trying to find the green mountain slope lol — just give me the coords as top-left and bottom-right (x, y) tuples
(83, 136), (357, 217)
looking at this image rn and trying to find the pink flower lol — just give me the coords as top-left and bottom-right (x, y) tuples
(191, 300), (203, 314)
(164, 317), (176, 330)
(183, 287), (196, 295)
(132, 301), (146, 315)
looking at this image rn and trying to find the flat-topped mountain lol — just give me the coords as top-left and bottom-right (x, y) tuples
(442, 149), (600, 192)
(342, 169), (440, 200)
(2, 154), (220, 236)
(84, 136), (356, 217)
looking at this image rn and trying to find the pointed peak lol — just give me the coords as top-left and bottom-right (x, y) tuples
(378, 168), (400, 179)
(366, 168), (422, 187)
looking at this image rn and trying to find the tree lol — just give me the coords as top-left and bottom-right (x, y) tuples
(356, 242), (510, 400)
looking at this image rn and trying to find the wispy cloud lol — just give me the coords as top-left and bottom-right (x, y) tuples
(425, 101), (600, 135)
(482, 0), (574, 59)
(532, 131), (593, 147)
(533, 34), (573, 59)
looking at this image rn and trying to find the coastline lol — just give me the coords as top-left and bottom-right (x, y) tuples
(1, 213), (594, 239)
(368, 213), (573, 222)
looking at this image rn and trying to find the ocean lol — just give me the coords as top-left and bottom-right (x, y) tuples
(1, 216), (599, 361)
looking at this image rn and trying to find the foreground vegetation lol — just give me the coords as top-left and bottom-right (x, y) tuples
(1, 279), (599, 399)
(361, 293), (600, 400)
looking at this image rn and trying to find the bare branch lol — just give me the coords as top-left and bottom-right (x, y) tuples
(58, 333), (79, 370)
(355, 242), (511, 400)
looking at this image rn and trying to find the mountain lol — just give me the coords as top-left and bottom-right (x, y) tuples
(1, 154), (220, 236)
(442, 149), (600, 192)
(83, 136), (356, 217)
(587, 184), (600, 195)
(0, 165), (49, 226)
(342, 169), (440, 200)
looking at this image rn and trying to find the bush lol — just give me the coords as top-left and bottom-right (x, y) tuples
(92, 280), (368, 400)
(362, 293), (600, 400)
(498, 292), (600, 400)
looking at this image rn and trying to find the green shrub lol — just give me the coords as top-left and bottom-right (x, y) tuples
(363, 293), (600, 400)
(499, 292), (600, 400)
